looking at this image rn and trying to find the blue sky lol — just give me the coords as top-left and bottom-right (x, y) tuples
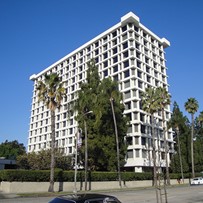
(0, 0), (203, 147)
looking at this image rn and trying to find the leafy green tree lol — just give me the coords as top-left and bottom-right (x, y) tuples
(36, 73), (65, 192)
(170, 152), (189, 173)
(0, 140), (26, 159)
(16, 149), (72, 170)
(193, 113), (203, 172)
(156, 87), (171, 185)
(74, 59), (100, 190)
(74, 60), (128, 173)
(185, 98), (199, 178)
(169, 102), (189, 179)
(198, 111), (203, 125)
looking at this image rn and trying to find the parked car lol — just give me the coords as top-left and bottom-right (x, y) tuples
(190, 177), (203, 185)
(49, 193), (122, 203)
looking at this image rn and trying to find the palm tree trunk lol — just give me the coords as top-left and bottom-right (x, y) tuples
(162, 109), (170, 185)
(191, 114), (195, 178)
(48, 110), (55, 192)
(110, 98), (121, 188)
(176, 127), (184, 183)
(151, 114), (159, 203)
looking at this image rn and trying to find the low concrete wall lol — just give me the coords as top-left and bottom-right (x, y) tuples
(0, 179), (189, 194)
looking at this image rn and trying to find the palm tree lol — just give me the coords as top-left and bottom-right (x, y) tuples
(184, 98), (199, 178)
(141, 87), (160, 202)
(100, 77), (123, 188)
(156, 87), (171, 185)
(36, 73), (65, 192)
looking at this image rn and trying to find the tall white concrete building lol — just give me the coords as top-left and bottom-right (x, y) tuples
(28, 12), (174, 172)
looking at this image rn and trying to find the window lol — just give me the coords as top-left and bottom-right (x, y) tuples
(113, 56), (118, 63)
(122, 25), (127, 32)
(142, 150), (147, 158)
(125, 101), (131, 110)
(123, 60), (129, 68)
(134, 25), (139, 32)
(87, 46), (91, 52)
(147, 75), (151, 83)
(124, 80), (130, 88)
(141, 125), (146, 133)
(127, 150), (133, 158)
(136, 52), (140, 59)
(113, 47), (117, 55)
(95, 41), (99, 47)
(162, 75), (166, 82)
(124, 70), (130, 78)
(124, 91), (131, 99)
(123, 42), (128, 49)
(103, 61), (108, 68)
(145, 57), (149, 64)
(138, 81), (143, 89)
(95, 57), (99, 63)
(123, 51), (128, 58)
(146, 66), (150, 73)
(141, 137), (146, 145)
(154, 62), (157, 69)
(136, 43), (140, 50)
(135, 137), (139, 144)
(135, 149), (139, 158)
(113, 65), (118, 72)
(95, 49), (99, 55)
(103, 70), (108, 77)
(112, 31), (117, 38)
(103, 36), (107, 43)
(137, 61), (141, 68)
(103, 44), (107, 51)
(143, 32), (147, 38)
(140, 113), (145, 122)
(69, 128), (73, 134)
(103, 52), (108, 59)
(134, 124), (138, 132)
(144, 48), (148, 55)
(113, 75), (118, 81)
(126, 137), (132, 145)
(69, 147), (72, 154)
(137, 71), (142, 78)
(112, 39), (117, 46)
(154, 71), (158, 78)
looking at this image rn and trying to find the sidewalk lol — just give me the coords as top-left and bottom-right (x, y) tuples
(0, 191), (19, 199)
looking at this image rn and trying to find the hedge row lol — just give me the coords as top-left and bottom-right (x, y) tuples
(0, 169), (199, 182)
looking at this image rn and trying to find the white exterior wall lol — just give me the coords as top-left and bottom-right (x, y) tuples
(28, 12), (174, 172)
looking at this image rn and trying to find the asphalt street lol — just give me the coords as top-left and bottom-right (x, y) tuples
(1, 184), (203, 203)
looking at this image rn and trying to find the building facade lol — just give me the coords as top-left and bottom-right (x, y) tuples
(28, 12), (174, 172)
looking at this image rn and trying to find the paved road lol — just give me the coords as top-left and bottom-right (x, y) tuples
(1, 185), (203, 203)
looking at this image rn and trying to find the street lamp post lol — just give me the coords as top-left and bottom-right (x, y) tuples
(84, 119), (88, 191)
(73, 131), (78, 195)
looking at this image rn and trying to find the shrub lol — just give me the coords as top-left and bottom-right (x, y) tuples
(0, 170), (191, 182)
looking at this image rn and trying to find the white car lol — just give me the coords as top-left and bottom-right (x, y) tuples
(191, 177), (203, 185)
